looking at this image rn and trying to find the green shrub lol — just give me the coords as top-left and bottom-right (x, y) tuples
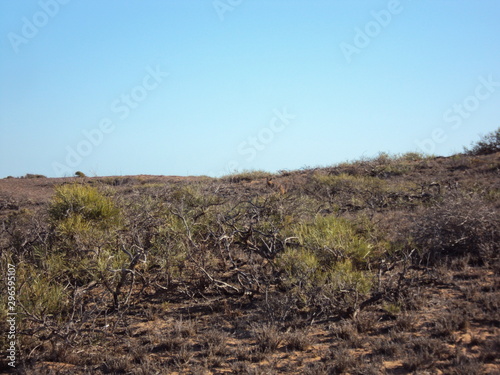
(49, 184), (120, 226)
(276, 247), (321, 288)
(47, 184), (122, 286)
(290, 215), (373, 266)
(75, 171), (86, 177)
(276, 216), (373, 318)
(15, 261), (70, 320)
(464, 127), (500, 155)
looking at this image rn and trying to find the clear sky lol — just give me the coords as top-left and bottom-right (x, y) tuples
(1, 0), (499, 178)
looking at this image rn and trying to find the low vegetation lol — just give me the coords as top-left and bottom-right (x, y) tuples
(464, 127), (500, 156)
(0, 134), (499, 374)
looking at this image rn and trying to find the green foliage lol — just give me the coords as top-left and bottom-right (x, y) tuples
(75, 171), (86, 177)
(276, 216), (374, 317)
(170, 184), (212, 208)
(277, 249), (371, 295)
(291, 215), (373, 266)
(276, 247), (321, 288)
(16, 261), (70, 320)
(47, 184), (124, 290)
(49, 184), (120, 227)
(149, 212), (189, 278)
(464, 127), (500, 155)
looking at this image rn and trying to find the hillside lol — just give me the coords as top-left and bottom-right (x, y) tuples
(1, 152), (499, 374)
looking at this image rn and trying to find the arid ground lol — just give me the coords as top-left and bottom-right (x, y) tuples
(1, 151), (499, 374)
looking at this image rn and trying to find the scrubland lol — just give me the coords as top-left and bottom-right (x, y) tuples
(1, 144), (499, 374)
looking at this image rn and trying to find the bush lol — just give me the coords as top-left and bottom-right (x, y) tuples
(23, 173), (46, 178)
(47, 184), (123, 287)
(49, 184), (120, 226)
(289, 215), (373, 266)
(405, 193), (499, 265)
(252, 323), (283, 353)
(75, 171), (86, 177)
(276, 216), (373, 318)
(277, 215), (374, 296)
(464, 127), (500, 155)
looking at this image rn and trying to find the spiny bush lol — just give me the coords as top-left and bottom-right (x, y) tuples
(277, 247), (321, 289)
(399, 152), (431, 161)
(308, 172), (392, 211)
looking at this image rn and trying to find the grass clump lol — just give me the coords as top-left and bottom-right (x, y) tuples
(222, 169), (273, 182)
(48, 184), (121, 256)
(276, 215), (374, 318)
(291, 215), (373, 266)
(252, 323), (283, 353)
(49, 184), (120, 225)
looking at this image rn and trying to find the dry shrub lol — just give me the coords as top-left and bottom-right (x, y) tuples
(403, 193), (499, 265)
(202, 328), (229, 357)
(433, 308), (470, 338)
(284, 328), (313, 351)
(252, 323), (283, 353)
(354, 311), (379, 333)
(323, 346), (358, 374)
(403, 337), (448, 371)
(372, 337), (402, 358)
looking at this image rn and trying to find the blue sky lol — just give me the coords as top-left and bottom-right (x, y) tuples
(1, 0), (499, 178)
